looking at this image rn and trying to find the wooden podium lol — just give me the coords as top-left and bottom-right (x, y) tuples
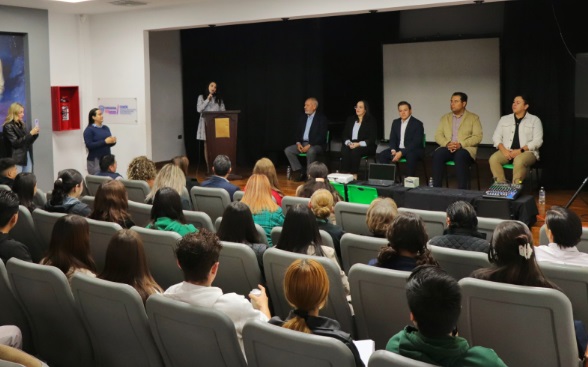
(202, 110), (240, 176)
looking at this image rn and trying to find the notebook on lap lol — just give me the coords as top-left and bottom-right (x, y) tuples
(367, 163), (396, 187)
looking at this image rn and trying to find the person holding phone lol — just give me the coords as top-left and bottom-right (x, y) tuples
(196, 81), (225, 170)
(84, 108), (116, 175)
(2, 102), (39, 173)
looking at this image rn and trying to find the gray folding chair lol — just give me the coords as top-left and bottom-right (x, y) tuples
(180, 187), (193, 210)
(215, 241), (263, 295)
(71, 274), (163, 367)
(131, 226), (183, 290)
(190, 186), (231, 222)
(475, 216), (504, 243)
(397, 207), (446, 239)
(0, 184), (11, 191)
(128, 200), (152, 227)
(232, 190), (244, 202)
(121, 179), (151, 203)
(334, 201), (371, 236)
(349, 264), (411, 349)
(428, 244), (491, 280)
(368, 350), (438, 367)
(11, 206), (43, 263)
(33, 188), (47, 208)
(81, 195), (95, 210)
(0, 260), (32, 353)
(340, 233), (387, 273)
(458, 277), (578, 367)
(146, 295), (247, 367)
(31, 209), (66, 255)
(86, 218), (123, 272)
(270, 227), (334, 249)
(183, 210), (214, 232)
(263, 248), (354, 336)
(243, 319), (355, 367)
(85, 175), (112, 196)
(0, 358), (26, 367)
(539, 224), (588, 254)
(281, 196), (310, 214)
(6, 258), (94, 367)
(215, 217), (269, 245)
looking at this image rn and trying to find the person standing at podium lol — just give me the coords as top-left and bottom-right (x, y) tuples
(197, 81), (225, 170)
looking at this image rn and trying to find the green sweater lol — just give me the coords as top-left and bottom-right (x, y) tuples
(386, 326), (507, 367)
(146, 217), (198, 237)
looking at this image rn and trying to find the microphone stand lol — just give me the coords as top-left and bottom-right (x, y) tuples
(565, 176), (588, 209)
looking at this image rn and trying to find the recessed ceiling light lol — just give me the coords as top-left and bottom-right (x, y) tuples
(50, 0), (92, 3)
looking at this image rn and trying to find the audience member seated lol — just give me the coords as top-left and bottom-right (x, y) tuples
(217, 201), (268, 274)
(366, 197), (398, 238)
(252, 157), (284, 206)
(41, 214), (97, 282)
(0, 190), (31, 264)
(99, 229), (163, 304)
(276, 204), (349, 296)
(89, 180), (135, 228)
(269, 259), (364, 367)
(172, 155), (199, 193)
(145, 163), (191, 210)
(241, 174), (284, 246)
(12, 172), (38, 212)
(310, 189), (345, 261)
(44, 169), (91, 217)
(296, 161), (343, 202)
(0, 157), (17, 188)
(200, 154), (240, 201)
(163, 230), (270, 353)
(146, 187), (197, 236)
(428, 201), (490, 253)
(369, 212), (437, 271)
(127, 155), (157, 188)
(386, 265), (507, 366)
(534, 206), (588, 266)
(96, 154), (123, 180)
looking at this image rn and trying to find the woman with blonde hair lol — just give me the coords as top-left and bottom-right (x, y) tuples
(252, 157), (284, 206)
(310, 189), (344, 261)
(89, 180), (135, 228)
(127, 156), (157, 188)
(269, 259), (364, 367)
(145, 163), (191, 210)
(241, 174), (284, 246)
(366, 197), (398, 238)
(3, 102), (39, 173)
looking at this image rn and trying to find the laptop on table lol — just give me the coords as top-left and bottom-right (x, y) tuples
(367, 163), (396, 187)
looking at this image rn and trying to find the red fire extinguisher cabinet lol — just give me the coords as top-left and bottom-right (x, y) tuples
(51, 86), (80, 131)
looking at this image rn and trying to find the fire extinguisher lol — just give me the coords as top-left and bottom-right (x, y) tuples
(60, 96), (70, 129)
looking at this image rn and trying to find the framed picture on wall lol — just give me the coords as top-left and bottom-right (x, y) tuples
(0, 33), (27, 131)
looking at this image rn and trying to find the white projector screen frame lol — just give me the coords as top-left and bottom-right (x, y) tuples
(383, 38), (500, 145)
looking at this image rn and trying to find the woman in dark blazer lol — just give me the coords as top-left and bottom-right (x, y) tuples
(340, 100), (377, 175)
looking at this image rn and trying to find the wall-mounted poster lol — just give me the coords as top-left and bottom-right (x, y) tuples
(97, 98), (138, 124)
(0, 33), (26, 131)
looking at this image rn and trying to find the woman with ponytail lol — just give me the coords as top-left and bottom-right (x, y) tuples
(369, 212), (437, 271)
(310, 189), (344, 261)
(269, 259), (364, 367)
(44, 169), (91, 217)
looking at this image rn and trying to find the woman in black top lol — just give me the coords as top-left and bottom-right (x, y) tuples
(2, 102), (39, 173)
(340, 100), (377, 175)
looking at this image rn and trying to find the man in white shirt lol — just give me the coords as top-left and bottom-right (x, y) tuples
(163, 229), (270, 353)
(489, 95), (543, 184)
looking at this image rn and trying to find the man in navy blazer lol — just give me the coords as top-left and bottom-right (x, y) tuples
(284, 97), (329, 181)
(378, 101), (424, 177)
(200, 155), (240, 200)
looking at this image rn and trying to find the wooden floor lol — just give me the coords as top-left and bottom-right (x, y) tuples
(188, 163), (588, 245)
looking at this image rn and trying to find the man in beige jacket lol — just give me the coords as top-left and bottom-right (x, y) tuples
(432, 92), (483, 189)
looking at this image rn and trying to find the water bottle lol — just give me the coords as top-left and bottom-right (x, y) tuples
(428, 177), (434, 187)
(538, 186), (546, 205)
(286, 166), (291, 180)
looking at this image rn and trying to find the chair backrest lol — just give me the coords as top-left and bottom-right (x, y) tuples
(0, 360), (26, 367)
(428, 245), (491, 281)
(190, 186), (231, 222)
(128, 200), (153, 227)
(131, 226), (183, 290)
(80, 195), (95, 210)
(0, 184), (11, 191)
(11, 206), (43, 263)
(233, 190), (244, 202)
(71, 274), (163, 367)
(476, 216), (504, 243)
(183, 210), (215, 232)
(85, 175), (112, 196)
(242, 319), (356, 367)
(270, 227), (334, 249)
(86, 218), (123, 272)
(215, 217), (269, 246)
(0, 260), (32, 353)
(121, 179), (151, 203)
(340, 233), (388, 273)
(349, 264), (411, 350)
(368, 350), (438, 367)
(31, 209), (66, 255)
(180, 187), (193, 210)
(539, 224), (588, 254)
(330, 182), (347, 202)
(146, 295), (247, 367)
(280, 196), (310, 214)
(346, 185), (378, 204)
(214, 241), (263, 296)
(6, 258), (94, 367)
(458, 277), (578, 367)
(334, 201), (371, 236)
(397, 207), (446, 239)
(538, 261), (588, 325)
(263, 248), (354, 336)
(33, 188), (47, 208)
